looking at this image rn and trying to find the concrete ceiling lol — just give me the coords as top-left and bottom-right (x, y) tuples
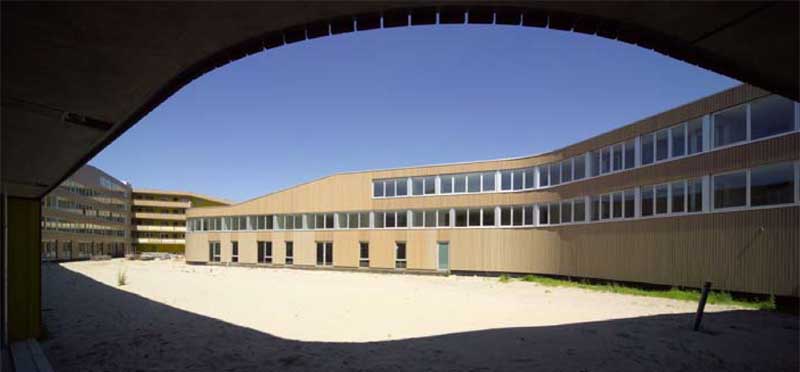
(2, 2), (798, 199)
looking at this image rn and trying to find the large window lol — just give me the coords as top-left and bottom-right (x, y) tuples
(482, 208), (495, 226)
(437, 209), (451, 227)
(501, 171), (512, 190)
(285, 241), (294, 265)
(549, 164), (560, 186)
(231, 241), (239, 263)
(641, 186), (654, 216)
(687, 117), (703, 155)
(500, 207), (511, 226)
(467, 173), (481, 193)
(612, 144), (623, 172)
(574, 198), (586, 222)
(455, 209), (467, 227)
(714, 171), (747, 209)
(441, 175), (453, 194)
(713, 104), (747, 147)
(641, 133), (654, 165)
(687, 178), (703, 213)
(482, 172), (496, 192)
(454, 174), (466, 193)
(750, 162), (795, 206)
(560, 201), (572, 224)
(257, 241), (272, 264)
(750, 95), (795, 140)
(655, 129), (669, 161)
(671, 180), (685, 213)
(539, 166), (550, 187)
(539, 203), (550, 224)
(655, 184), (668, 215)
(671, 123), (686, 158)
(574, 155), (586, 180)
(623, 189), (635, 218)
(468, 209), (481, 226)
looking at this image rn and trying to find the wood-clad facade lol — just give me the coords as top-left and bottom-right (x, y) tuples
(186, 85), (800, 297)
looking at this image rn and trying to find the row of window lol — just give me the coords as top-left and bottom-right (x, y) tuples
(60, 180), (130, 210)
(373, 95), (798, 198)
(42, 217), (128, 237)
(43, 195), (128, 224)
(188, 161), (799, 232)
(41, 240), (126, 260)
(211, 240), (410, 269)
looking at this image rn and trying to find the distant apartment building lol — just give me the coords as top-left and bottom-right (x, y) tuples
(132, 189), (231, 253)
(185, 85), (800, 297)
(41, 165), (133, 261)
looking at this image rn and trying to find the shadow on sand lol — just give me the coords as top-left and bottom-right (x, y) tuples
(41, 263), (798, 372)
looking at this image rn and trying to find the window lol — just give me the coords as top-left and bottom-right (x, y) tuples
(359, 212), (370, 228)
(231, 241), (238, 263)
(348, 213), (358, 229)
(257, 241), (272, 264)
(314, 214), (324, 229)
(523, 206), (534, 225)
(641, 186), (654, 216)
(467, 173), (480, 193)
(437, 209), (451, 227)
(359, 242), (369, 267)
(549, 164), (561, 186)
(751, 95), (795, 140)
(512, 206), (523, 226)
(560, 201), (572, 224)
(624, 139), (636, 169)
(501, 171), (512, 190)
(412, 210), (424, 227)
(687, 178), (703, 213)
(714, 171), (747, 209)
(539, 166), (549, 187)
(482, 172), (495, 191)
(468, 209), (481, 226)
(574, 198), (586, 222)
(424, 210), (436, 227)
(671, 124), (686, 158)
(316, 242), (333, 266)
(500, 207), (511, 226)
(424, 176), (436, 195)
(655, 129), (669, 161)
(612, 144), (623, 171)
(397, 211), (408, 227)
(441, 175), (453, 194)
(412, 178), (424, 195)
(560, 161), (572, 183)
(687, 117), (704, 155)
(385, 180), (396, 197)
(524, 168), (535, 188)
(641, 133), (654, 165)
(482, 208), (495, 226)
(285, 241), (294, 265)
(574, 155), (586, 180)
(307, 213), (316, 229)
(751, 162), (795, 206)
(209, 242), (220, 262)
(386, 212), (396, 228)
(337, 213), (348, 229)
(374, 212), (385, 228)
(590, 196), (600, 221)
(275, 215), (285, 230)
(396, 179), (408, 196)
(600, 147), (610, 174)
(624, 189), (635, 218)
(395, 242), (407, 269)
(612, 192), (622, 219)
(373, 182), (384, 197)
(591, 151), (601, 177)
(600, 195), (610, 220)
(455, 209), (467, 227)
(549, 203), (560, 225)
(513, 170), (524, 190)
(454, 175), (466, 193)
(671, 181), (685, 213)
(539, 204), (549, 225)
(713, 104), (747, 147)
(655, 184), (668, 214)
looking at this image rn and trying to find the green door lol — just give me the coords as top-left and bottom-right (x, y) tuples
(438, 242), (449, 271)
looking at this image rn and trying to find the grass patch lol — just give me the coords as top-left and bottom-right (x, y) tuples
(509, 275), (774, 310)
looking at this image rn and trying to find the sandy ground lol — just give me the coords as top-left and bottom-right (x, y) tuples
(42, 259), (798, 371)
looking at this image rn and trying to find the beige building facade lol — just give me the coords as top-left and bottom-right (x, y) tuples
(186, 85), (800, 297)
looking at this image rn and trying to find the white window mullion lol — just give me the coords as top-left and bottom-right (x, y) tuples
(435, 175), (441, 194)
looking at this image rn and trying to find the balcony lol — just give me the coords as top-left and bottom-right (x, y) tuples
(136, 238), (186, 245)
(133, 199), (191, 208)
(133, 212), (186, 221)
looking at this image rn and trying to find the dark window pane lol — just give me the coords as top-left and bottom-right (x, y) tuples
(482, 172), (495, 191)
(501, 172), (512, 190)
(591, 151), (602, 176)
(539, 166), (549, 187)
(360, 243), (369, 259)
(714, 105), (747, 147)
(396, 243), (406, 259)
(455, 209), (467, 227)
(624, 190), (635, 218)
(601, 148), (611, 174)
(424, 211), (436, 227)
(500, 207), (511, 226)
(751, 95), (795, 140)
(539, 204), (549, 224)
(641, 186), (654, 216)
(671, 124), (686, 157)
(687, 179), (703, 213)
(483, 208), (495, 226)
(655, 184), (668, 214)
(714, 172), (747, 209)
(412, 211), (424, 227)
(612, 192), (622, 218)
(412, 178), (424, 195)
(325, 214), (334, 229)
(454, 175), (466, 193)
(524, 168), (535, 188)
(687, 118), (704, 155)
(574, 155), (586, 180)
(612, 144), (623, 171)
(561, 161), (572, 183)
(549, 203), (560, 225)
(656, 130), (668, 161)
(424, 177), (436, 194)
(396, 179), (407, 196)
(396, 211), (407, 228)
(512, 206), (523, 226)
(374, 182), (384, 197)
(549, 164), (560, 185)
(513, 170), (524, 190)
(624, 140), (636, 169)
(374, 212), (385, 228)
(561, 201), (572, 223)
(437, 210), (450, 227)
(467, 174), (480, 193)
(574, 199), (586, 222)
(591, 196), (600, 221)
(468, 209), (481, 226)
(641, 134), (654, 165)
(751, 162), (795, 206)
(524, 206), (534, 225)
(385, 180), (396, 197)
(386, 212), (396, 228)
(671, 181), (685, 213)
(441, 176), (453, 194)
(600, 195), (610, 219)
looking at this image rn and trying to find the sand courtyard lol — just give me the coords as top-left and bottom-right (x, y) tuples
(41, 259), (798, 371)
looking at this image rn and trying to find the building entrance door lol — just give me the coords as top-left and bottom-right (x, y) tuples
(316, 242), (333, 266)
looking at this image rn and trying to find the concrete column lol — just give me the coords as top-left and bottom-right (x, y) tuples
(6, 197), (42, 341)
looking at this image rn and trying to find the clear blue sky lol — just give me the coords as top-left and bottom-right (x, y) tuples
(90, 25), (738, 202)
